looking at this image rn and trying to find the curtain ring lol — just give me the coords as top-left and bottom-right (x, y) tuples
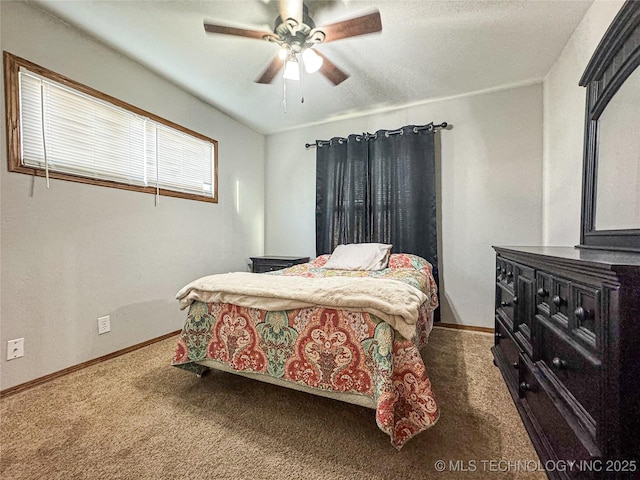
(413, 127), (419, 133)
(384, 131), (390, 137)
(399, 130), (404, 135)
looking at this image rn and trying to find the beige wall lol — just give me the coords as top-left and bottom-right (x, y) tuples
(265, 83), (544, 328)
(0, 2), (265, 390)
(542, 0), (624, 245)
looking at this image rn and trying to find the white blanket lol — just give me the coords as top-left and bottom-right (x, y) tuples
(176, 272), (427, 339)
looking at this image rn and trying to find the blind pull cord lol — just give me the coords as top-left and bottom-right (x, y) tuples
(155, 128), (160, 206)
(40, 82), (50, 188)
(143, 117), (148, 187)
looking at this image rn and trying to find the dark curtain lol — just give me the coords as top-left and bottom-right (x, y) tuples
(368, 126), (437, 267)
(315, 124), (439, 310)
(315, 134), (368, 255)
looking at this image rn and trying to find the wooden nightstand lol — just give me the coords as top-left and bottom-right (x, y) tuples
(250, 256), (310, 273)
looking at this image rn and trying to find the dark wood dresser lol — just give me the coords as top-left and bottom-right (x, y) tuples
(250, 256), (310, 273)
(492, 246), (640, 479)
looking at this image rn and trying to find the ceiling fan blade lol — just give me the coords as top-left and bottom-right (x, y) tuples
(204, 22), (275, 40)
(279, 0), (303, 23)
(318, 10), (382, 43)
(255, 55), (285, 84)
(315, 51), (349, 86)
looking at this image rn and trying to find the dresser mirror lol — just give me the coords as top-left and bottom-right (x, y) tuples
(594, 66), (640, 231)
(579, 1), (640, 251)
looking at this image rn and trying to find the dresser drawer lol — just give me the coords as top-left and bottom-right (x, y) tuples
(535, 274), (572, 330)
(514, 264), (535, 355)
(495, 316), (520, 370)
(519, 356), (600, 475)
(570, 284), (601, 350)
(536, 271), (552, 315)
(496, 284), (516, 329)
(496, 258), (516, 288)
(495, 317), (520, 366)
(492, 316), (521, 399)
(535, 315), (601, 430)
(550, 276), (571, 327)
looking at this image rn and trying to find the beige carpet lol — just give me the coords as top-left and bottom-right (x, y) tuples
(1, 327), (545, 479)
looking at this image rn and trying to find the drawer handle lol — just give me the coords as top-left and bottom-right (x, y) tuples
(552, 357), (567, 370)
(512, 362), (519, 369)
(501, 268), (507, 275)
(519, 381), (533, 392)
(507, 271), (513, 279)
(552, 295), (565, 307)
(495, 331), (502, 340)
(500, 297), (517, 307)
(574, 306), (592, 321)
(537, 287), (548, 298)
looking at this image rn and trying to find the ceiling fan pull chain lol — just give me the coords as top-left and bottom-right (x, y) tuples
(282, 79), (287, 113)
(300, 68), (305, 104)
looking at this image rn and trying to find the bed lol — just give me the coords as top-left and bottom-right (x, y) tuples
(172, 251), (439, 449)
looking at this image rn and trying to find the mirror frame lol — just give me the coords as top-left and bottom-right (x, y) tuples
(579, 1), (640, 252)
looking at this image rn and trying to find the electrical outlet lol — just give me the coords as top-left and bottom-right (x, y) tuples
(98, 316), (111, 335)
(7, 338), (24, 360)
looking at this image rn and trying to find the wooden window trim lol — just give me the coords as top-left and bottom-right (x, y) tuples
(3, 51), (218, 203)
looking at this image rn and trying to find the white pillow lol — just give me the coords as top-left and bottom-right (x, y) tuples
(323, 243), (392, 271)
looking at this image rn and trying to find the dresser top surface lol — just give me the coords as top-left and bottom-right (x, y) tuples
(493, 246), (640, 268)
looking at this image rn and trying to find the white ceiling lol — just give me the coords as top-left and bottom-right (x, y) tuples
(30, 0), (593, 135)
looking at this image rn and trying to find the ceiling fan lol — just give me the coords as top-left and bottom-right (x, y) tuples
(203, 0), (382, 86)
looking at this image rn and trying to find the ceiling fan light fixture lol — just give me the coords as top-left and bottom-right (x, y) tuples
(283, 56), (300, 81)
(302, 48), (323, 74)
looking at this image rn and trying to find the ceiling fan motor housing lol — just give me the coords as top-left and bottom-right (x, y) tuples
(273, 4), (321, 53)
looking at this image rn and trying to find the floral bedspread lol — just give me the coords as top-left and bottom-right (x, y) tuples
(272, 253), (439, 314)
(172, 254), (439, 448)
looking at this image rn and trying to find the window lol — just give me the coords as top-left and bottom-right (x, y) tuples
(4, 52), (218, 203)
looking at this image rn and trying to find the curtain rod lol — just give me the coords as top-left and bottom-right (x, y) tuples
(305, 122), (448, 149)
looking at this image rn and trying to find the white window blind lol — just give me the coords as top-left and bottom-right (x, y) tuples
(19, 67), (215, 199)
